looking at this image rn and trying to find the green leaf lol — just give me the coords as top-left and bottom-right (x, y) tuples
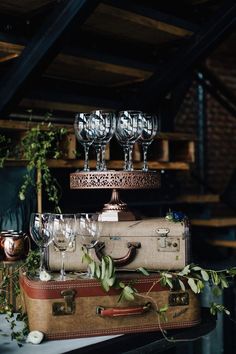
(107, 276), (116, 287)
(89, 261), (96, 277)
(212, 286), (222, 297)
(101, 279), (110, 292)
(101, 258), (106, 279)
(137, 267), (150, 276)
(200, 270), (209, 281)
(166, 278), (173, 289)
(188, 278), (198, 293)
(159, 304), (168, 312)
(95, 263), (101, 279)
(123, 287), (135, 301)
(119, 282), (125, 289)
(107, 256), (114, 278)
(220, 278), (229, 289)
(179, 265), (190, 276)
(192, 266), (202, 271)
(178, 279), (186, 291)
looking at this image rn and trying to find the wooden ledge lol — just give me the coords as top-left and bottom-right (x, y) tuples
(176, 194), (220, 204)
(191, 217), (236, 228)
(207, 240), (236, 249)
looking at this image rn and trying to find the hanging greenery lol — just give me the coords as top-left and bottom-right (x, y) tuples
(18, 119), (67, 212)
(0, 134), (11, 168)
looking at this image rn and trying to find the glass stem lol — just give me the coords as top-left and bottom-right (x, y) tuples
(83, 144), (90, 171)
(95, 145), (101, 171)
(142, 143), (149, 171)
(127, 144), (134, 171)
(39, 247), (45, 273)
(123, 145), (129, 170)
(60, 251), (66, 281)
(100, 144), (107, 171)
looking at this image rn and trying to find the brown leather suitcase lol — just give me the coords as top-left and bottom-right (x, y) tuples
(20, 273), (200, 340)
(46, 217), (190, 272)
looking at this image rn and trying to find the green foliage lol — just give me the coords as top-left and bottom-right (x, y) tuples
(0, 134), (11, 167)
(0, 250), (40, 345)
(81, 249), (137, 301)
(19, 119), (67, 212)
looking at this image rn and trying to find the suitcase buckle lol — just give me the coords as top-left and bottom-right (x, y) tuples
(169, 292), (189, 306)
(52, 289), (76, 316)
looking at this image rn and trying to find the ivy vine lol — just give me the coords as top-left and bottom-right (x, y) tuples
(18, 120), (67, 212)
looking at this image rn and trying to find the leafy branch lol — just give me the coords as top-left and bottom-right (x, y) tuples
(82, 250), (236, 317)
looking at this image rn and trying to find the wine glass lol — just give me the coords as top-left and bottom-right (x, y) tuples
(49, 213), (76, 281)
(139, 114), (159, 171)
(115, 110), (143, 171)
(75, 213), (102, 278)
(74, 113), (94, 171)
(89, 110), (116, 171)
(29, 213), (52, 275)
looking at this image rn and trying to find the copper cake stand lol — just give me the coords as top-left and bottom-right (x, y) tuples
(70, 170), (160, 221)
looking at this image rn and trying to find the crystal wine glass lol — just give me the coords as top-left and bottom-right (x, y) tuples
(89, 110), (116, 171)
(29, 213), (52, 275)
(75, 213), (102, 278)
(74, 113), (94, 171)
(115, 110), (143, 171)
(49, 213), (76, 281)
(139, 113), (158, 171)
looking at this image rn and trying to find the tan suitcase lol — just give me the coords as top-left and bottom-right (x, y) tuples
(20, 272), (200, 340)
(46, 217), (190, 272)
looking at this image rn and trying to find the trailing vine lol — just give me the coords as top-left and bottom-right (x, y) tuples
(0, 251), (40, 346)
(82, 249), (235, 317)
(1, 249), (236, 345)
(0, 134), (11, 168)
(18, 120), (67, 212)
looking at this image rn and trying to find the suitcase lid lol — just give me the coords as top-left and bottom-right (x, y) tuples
(20, 273), (184, 300)
(99, 217), (189, 238)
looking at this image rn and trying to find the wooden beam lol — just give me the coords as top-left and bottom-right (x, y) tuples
(132, 0), (236, 110)
(0, 0), (100, 116)
(0, 53), (19, 63)
(0, 35), (154, 81)
(103, 1), (199, 34)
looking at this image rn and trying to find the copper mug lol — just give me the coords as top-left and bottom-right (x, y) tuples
(0, 230), (30, 261)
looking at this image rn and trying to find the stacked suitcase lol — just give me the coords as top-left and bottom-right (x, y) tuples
(20, 217), (201, 339)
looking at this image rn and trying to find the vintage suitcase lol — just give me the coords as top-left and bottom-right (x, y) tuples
(46, 217), (190, 272)
(20, 273), (200, 340)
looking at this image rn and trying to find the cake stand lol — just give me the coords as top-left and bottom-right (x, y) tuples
(70, 170), (160, 221)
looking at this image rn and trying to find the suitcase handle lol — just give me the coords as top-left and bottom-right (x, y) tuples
(94, 241), (141, 267)
(96, 302), (152, 317)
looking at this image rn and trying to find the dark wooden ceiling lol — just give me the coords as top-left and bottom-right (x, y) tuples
(0, 0), (235, 122)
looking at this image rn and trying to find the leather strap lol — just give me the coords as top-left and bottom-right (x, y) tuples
(96, 302), (152, 317)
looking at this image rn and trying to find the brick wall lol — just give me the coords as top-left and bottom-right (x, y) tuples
(174, 36), (236, 196)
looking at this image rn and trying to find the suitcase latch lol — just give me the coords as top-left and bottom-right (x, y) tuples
(52, 289), (76, 316)
(169, 292), (189, 306)
(156, 228), (169, 248)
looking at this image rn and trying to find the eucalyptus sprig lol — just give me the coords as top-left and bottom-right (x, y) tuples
(82, 248), (137, 301)
(138, 263), (236, 316)
(19, 121), (67, 212)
